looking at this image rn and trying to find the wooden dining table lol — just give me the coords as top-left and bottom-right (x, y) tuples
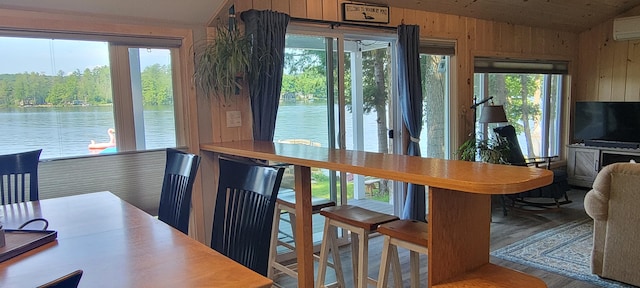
(0, 191), (273, 288)
(201, 140), (554, 288)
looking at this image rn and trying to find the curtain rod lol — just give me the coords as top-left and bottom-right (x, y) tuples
(290, 17), (398, 32)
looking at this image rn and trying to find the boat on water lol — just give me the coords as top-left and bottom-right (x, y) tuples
(88, 128), (116, 153)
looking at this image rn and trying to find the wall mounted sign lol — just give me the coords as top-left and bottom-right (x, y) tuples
(342, 3), (390, 24)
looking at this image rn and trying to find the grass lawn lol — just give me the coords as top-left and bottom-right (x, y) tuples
(311, 180), (390, 203)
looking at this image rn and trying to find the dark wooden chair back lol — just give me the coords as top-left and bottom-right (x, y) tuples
(493, 125), (571, 212)
(157, 148), (201, 235)
(0, 149), (42, 205)
(493, 125), (528, 166)
(211, 157), (284, 276)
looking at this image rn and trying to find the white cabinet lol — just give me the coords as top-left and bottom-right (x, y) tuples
(567, 144), (640, 188)
(567, 145), (599, 188)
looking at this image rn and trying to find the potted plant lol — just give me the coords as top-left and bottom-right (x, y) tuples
(456, 134), (510, 164)
(194, 25), (251, 100)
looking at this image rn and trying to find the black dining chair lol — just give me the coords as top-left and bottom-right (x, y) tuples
(37, 270), (83, 288)
(157, 148), (201, 235)
(211, 157), (285, 276)
(0, 149), (42, 205)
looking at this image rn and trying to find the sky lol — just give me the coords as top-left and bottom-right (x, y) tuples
(0, 37), (171, 75)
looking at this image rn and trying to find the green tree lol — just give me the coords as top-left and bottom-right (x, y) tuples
(490, 74), (542, 158)
(93, 66), (113, 104)
(421, 55), (446, 158)
(0, 66), (116, 107)
(283, 48), (325, 75)
(63, 70), (81, 103)
(362, 48), (390, 154)
(47, 71), (67, 105)
(0, 80), (10, 106)
(142, 64), (172, 105)
(282, 48), (327, 102)
(12, 73), (29, 105)
(77, 68), (95, 104)
(360, 47), (391, 197)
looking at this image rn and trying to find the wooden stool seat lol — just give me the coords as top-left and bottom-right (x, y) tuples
(377, 219), (428, 247)
(277, 192), (336, 213)
(317, 205), (399, 288)
(377, 220), (429, 288)
(319, 205), (399, 231)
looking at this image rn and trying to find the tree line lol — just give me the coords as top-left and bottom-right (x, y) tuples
(0, 64), (173, 107)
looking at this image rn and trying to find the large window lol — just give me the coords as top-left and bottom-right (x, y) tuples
(474, 58), (567, 158)
(0, 36), (179, 159)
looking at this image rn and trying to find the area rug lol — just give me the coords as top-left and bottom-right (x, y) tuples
(491, 218), (635, 288)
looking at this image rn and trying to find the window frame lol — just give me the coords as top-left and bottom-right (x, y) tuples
(473, 60), (567, 159)
(0, 22), (193, 158)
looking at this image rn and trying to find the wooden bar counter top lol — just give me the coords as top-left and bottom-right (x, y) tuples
(201, 140), (553, 288)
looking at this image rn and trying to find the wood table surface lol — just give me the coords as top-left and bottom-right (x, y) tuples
(202, 140), (552, 194)
(0, 191), (273, 288)
(201, 140), (552, 288)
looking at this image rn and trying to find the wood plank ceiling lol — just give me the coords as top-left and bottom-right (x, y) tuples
(362, 0), (640, 32)
(1, 0), (639, 32)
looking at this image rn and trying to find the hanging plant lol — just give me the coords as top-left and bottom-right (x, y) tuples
(194, 25), (251, 100)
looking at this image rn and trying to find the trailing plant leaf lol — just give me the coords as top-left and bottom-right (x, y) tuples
(477, 136), (510, 164)
(456, 134), (510, 164)
(456, 136), (478, 161)
(194, 25), (250, 100)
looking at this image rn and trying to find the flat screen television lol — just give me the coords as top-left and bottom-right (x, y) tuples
(573, 101), (640, 144)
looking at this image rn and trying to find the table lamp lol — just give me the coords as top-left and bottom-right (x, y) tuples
(479, 104), (508, 124)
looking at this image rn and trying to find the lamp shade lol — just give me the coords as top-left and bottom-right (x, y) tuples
(479, 105), (508, 123)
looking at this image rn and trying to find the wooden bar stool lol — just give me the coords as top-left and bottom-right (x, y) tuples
(268, 188), (336, 280)
(316, 205), (399, 288)
(377, 220), (428, 288)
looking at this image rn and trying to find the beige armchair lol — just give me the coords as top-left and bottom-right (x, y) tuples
(584, 162), (640, 287)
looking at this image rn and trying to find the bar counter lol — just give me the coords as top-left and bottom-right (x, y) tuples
(201, 140), (552, 287)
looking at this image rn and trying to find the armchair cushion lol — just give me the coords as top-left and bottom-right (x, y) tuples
(584, 162), (640, 286)
(584, 176), (609, 221)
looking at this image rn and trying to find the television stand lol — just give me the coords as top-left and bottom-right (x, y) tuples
(567, 144), (640, 188)
(584, 139), (640, 149)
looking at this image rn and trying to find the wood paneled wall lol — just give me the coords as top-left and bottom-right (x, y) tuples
(576, 10), (640, 102)
(572, 7), (640, 145)
(217, 0), (579, 149)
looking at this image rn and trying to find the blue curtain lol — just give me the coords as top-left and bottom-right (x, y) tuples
(397, 25), (426, 222)
(241, 10), (290, 141)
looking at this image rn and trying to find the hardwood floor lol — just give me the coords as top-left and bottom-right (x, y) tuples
(273, 188), (602, 287)
(489, 188), (600, 288)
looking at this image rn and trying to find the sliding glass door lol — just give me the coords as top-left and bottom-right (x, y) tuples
(275, 31), (403, 216)
(343, 37), (398, 210)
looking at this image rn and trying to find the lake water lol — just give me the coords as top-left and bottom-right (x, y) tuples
(1, 104), (428, 159)
(275, 103), (385, 152)
(0, 106), (175, 159)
